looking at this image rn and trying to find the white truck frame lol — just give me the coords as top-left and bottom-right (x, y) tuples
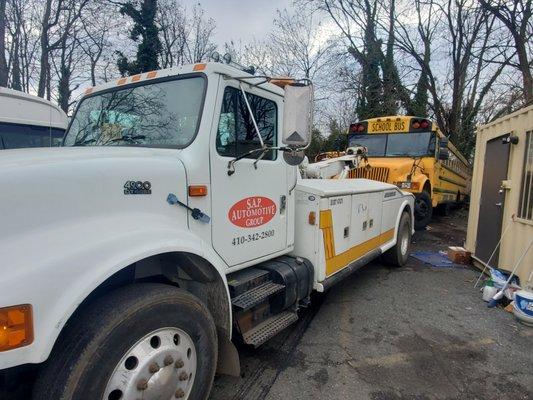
(0, 62), (414, 400)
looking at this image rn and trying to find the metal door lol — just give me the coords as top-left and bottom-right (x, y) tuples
(209, 79), (288, 267)
(476, 134), (510, 264)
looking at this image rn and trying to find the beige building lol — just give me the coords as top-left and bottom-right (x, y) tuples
(466, 105), (533, 286)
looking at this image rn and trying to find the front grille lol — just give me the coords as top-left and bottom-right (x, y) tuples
(348, 166), (390, 182)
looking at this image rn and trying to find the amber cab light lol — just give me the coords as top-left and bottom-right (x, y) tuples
(188, 185), (208, 197)
(0, 304), (33, 352)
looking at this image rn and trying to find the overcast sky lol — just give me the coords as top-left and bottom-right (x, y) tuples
(199, 0), (294, 46)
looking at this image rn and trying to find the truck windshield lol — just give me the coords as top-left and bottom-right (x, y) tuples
(349, 132), (434, 157)
(64, 77), (205, 148)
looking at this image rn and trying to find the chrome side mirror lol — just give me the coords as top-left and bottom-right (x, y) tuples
(282, 83), (313, 149)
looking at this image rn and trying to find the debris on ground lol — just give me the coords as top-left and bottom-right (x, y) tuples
(447, 246), (471, 264)
(410, 251), (464, 268)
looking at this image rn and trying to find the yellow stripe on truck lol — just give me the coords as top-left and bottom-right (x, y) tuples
(319, 210), (336, 259)
(320, 208), (394, 277)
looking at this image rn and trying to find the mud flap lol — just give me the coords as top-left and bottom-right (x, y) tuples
(216, 331), (241, 377)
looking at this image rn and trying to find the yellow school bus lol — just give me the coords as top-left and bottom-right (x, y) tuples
(346, 116), (472, 229)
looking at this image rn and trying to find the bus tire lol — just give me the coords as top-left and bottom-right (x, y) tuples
(436, 202), (451, 216)
(383, 212), (411, 267)
(33, 283), (217, 400)
(414, 191), (432, 230)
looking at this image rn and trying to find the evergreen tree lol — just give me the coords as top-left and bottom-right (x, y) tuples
(305, 128), (326, 162)
(324, 120), (348, 151)
(117, 0), (162, 76)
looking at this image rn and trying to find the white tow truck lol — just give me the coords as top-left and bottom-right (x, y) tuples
(0, 61), (414, 400)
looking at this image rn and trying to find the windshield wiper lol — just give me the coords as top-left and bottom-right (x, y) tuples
(74, 137), (97, 146)
(109, 134), (146, 143)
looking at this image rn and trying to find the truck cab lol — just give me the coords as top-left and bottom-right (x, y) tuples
(0, 61), (414, 400)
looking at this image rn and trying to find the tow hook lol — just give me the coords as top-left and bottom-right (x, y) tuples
(167, 193), (210, 223)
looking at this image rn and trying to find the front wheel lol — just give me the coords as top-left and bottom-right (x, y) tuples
(414, 191), (432, 230)
(383, 212), (412, 267)
(33, 283), (217, 400)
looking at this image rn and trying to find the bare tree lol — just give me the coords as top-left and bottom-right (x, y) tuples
(0, 0), (7, 86)
(394, 0), (513, 155)
(37, 0), (89, 99)
(268, 9), (334, 80)
(78, 1), (118, 86)
(184, 4), (216, 63)
(479, 0), (533, 104)
(157, 0), (187, 68)
(157, 1), (216, 66)
(310, 0), (417, 119)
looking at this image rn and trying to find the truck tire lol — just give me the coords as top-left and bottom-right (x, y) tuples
(33, 283), (217, 400)
(414, 191), (432, 230)
(383, 212), (411, 267)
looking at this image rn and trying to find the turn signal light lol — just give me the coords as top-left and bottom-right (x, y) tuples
(0, 305), (33, 352)
(308, 211), (316, 225)
(188, 185), (208, 197)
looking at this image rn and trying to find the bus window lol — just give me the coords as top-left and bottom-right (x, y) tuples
(349, 131), (433, 157)
(386, 132), (432, 157)
(349, 134), (386, 156)
(0, 122), (65, 149)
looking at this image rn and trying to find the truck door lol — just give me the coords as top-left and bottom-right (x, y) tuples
(209, 80), (288, 267)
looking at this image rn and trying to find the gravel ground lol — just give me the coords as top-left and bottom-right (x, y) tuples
(210, 208), (533, 400)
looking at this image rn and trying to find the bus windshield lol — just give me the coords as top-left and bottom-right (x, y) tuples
(64, 76), (205, 148)
(348, 132), (435, 157)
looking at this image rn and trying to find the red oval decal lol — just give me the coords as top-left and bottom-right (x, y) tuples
(228, 196), (277, 228)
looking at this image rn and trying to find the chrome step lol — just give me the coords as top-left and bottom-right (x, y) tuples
(231, 281), (285, 311)
(242, 311), (298, 347)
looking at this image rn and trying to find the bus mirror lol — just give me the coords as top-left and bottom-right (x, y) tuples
(439, 148), (450, 160)
(282, 83), (313, 149)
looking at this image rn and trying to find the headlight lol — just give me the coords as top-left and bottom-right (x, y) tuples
(396, 181), (412, 189)
(395, 182), (420, 190)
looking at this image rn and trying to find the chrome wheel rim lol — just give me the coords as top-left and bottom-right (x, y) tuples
(103, 327), (197, 400)
(400, 228), (409, 256)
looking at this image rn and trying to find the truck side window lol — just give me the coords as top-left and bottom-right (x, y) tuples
(216, 86), (277, 160)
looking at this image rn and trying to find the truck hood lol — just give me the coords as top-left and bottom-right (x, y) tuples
(0, 147), (188, 240)
(0, 146), (182, 169)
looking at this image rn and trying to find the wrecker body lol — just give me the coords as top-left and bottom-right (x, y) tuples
(0, 62), (414, 399)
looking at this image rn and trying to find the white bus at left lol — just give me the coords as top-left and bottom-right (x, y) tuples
(0, 87), (68, 150)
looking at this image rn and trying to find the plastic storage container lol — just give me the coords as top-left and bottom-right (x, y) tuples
(513, 289), (533, 326)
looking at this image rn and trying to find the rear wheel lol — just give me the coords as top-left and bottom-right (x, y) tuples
(383, 212), (412, 267)
(414, 191), (432, 230)
(436, 202), (451, 216)
(33, 283), (217, 400)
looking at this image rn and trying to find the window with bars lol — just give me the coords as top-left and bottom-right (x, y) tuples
(518, 131), (533, 220)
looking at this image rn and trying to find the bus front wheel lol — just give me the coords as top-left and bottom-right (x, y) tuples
(414, 191), (432, 230)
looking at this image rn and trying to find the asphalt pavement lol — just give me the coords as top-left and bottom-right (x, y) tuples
(210, 208), (533, 400)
